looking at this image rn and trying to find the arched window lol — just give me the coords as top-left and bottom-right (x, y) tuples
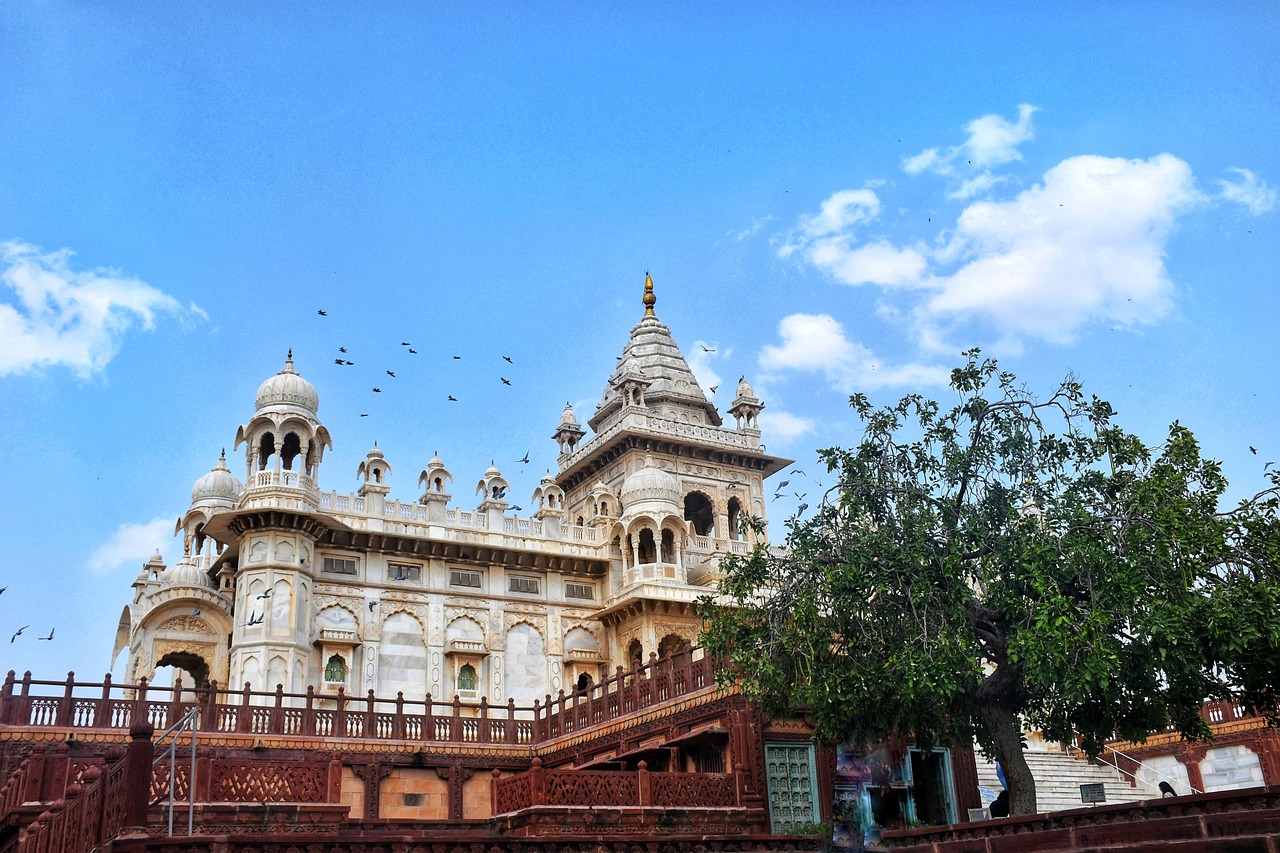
(727, 497), (743, 541)
(683, 492), (715, 536)
(281, 432), (302, 470)
(637, 529), (657, 563)
(627, 639), (644, 668)
(458, 663), (477, 692)
(324, 654), (347, 683)
(661, 528), (675, 562)
(257, 433), (276, 471)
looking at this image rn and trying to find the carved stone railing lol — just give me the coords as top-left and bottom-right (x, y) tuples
(0, 647), (720, 749)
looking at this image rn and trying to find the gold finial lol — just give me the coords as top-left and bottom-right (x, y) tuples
(643, 272), (656, 317)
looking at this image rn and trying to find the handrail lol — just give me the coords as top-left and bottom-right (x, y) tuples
(1097, 742), (1203, 796)
(151, 707), (199, 837)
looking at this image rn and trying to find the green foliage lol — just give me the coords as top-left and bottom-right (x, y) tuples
(699, 351), (1280, 810)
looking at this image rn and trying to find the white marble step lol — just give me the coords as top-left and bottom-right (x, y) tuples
(975, 750), (1161, 813)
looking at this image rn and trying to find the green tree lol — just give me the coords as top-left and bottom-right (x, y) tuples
(699, 353), (1280, 817)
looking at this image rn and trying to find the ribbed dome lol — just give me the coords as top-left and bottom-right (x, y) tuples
(160, 557), (215, 590)
(191, 451), (243, 503)
(255, 352), (319, 415)
(559, 402), (579, 426)
(619, 456), (681, 510)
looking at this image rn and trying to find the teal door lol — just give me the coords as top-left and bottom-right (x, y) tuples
(765, 743), (820, 833)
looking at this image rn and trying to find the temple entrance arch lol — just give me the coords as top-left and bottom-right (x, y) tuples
(154, 649), (212, 689)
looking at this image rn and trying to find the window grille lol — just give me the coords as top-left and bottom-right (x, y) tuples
(565, 582), (595, 600)
(450, 570), (482, 588)
(388, 563), (421, 582)
(322, 556), (357, 575)
(508, 576), (540, 594)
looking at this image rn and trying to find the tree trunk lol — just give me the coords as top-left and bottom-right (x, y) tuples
(980, 700), (1037, 816)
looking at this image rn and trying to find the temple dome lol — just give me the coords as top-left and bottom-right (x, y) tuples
(191, 451), (242, 503)
(160, 556), (215, 590)
(619, 456), (681, 511)
(255, 351), (319, 415)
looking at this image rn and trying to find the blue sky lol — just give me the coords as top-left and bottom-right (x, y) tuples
(1, 3), (1276, 680)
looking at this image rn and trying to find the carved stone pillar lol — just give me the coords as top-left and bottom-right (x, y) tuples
(438, 762), (476, 820)
(351, 762), (393, 819)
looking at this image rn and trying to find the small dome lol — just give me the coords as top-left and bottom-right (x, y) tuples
(255, 351), (319, 415)
(559, 402), (579, 427)
(485, 461), (502, 479)
(427, 450), (446, 469)
(619, 455), (681, 511)
(735, 375), (755, 398)
(160, 556), (215, 590)
(192, 451), (243, 503)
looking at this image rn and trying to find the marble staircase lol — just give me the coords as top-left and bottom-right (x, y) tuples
(976, 749), (1162, 814)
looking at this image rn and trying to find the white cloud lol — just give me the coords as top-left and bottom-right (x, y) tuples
(759, 313), (949, 392)
(0, 240), (203, 378)
(728, 215), (774, 241)
(948, 172), (1007, 201)
(1215, 168), (1276, 215)
(923, 153), (1199, 344)
(807, 239), (929, 287)
(779, 188), (881, 258)
(904, 104), (1038, 177)
(89, 517), (177, 575)
(758, 410), (816, 443)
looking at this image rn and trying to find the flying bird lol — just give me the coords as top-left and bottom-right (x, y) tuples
(700, 344), (715, 352)
(256, 590), (272, 599)
(386, 370), (396, 378)
(501, 377), (511, 386)
(503, 356), (513, 364)
(401, 342), (411, 346)
(0, 587), (6, 594)
(372, 387), (382, 393)
(795, 492), (806, 500)
(709, 385), (718, 394)
(38, 628), (54, 641)
(517, 452), (530, 464)
(247, 613), (263, 626)
(1250, 446), (1258, 455)
(453, 355), (461, 360)
(447, 395), (457, 402)
(495, 486), (508, 499)
(797, 503), (809, 515)
(317, 309), (327, 316)
(510, 505), (523, 512)
(778, 480), (790, 489)
(360, 413), (369, 417)
(368, 601), (378, 612)
(408, 348), (417, 354)
(339, 347), (347, 353)
(10, 625), (27, 643)
(192, 604), (201, 617)
(334, 358), (345, 365)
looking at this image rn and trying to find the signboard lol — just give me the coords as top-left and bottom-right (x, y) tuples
(1080, 782), (1107, 804)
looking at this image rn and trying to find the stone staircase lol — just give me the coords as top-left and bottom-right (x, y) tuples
(976, 749), (1162, 814)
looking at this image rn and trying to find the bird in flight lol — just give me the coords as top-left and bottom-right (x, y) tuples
(368, 601), (378, 612)
(447, 395), (457, 402)
(334, 358), (345, 365)
(700, 344), (715, 352)
(386, 370), (396, 378)
(510, 505), (523, 512)
(38, 628), (54, 641)
(247, 612), (264, 626)
(790, 468), (806, 476)
(0, 587), (6, 594)
(495, 486), (508, 499)
(401, 342), (411, 347)
(797, 503), (809, 515)
(1250, 446), (1258, 455)
(11, 625), (28, 642)
(778, 480), (790, 489)
(453, 355), (461, 360)
(517, 452), (530, 464)
(339, 347), (347, 353)
(408, 348), (417, 354)
(317, 309), (327, 316)
(256, 590), (272, 599)
(360, 413), (369, 417)
(500, 377), (511, 386)
(503, 355), (513, 364)
(709, 385), (718, 394)
(372, 387), (382, 393)
(192, 604), (201, 617)
(344, 360), (355, 366)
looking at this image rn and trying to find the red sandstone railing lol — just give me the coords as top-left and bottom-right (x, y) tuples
(491, 757), (739, 814)
(0, 648), (720, 747)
